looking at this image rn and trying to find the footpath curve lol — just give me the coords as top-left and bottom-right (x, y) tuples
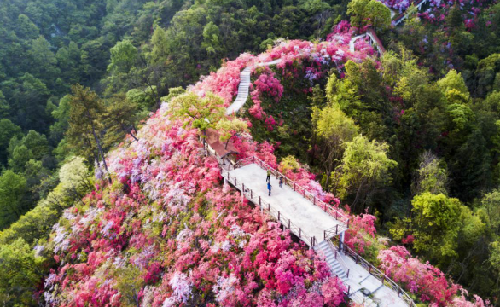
(211, 56), (415, 306)
(225, 59), (282, 115)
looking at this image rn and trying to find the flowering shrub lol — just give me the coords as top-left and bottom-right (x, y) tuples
(344, 213), (377, 254)
(41, 25), (491, 307)
(43, 99), (347, 306)
(452, 288), (492, 307)
(190, 53), (256, 105)
(378, 246), (459, 306)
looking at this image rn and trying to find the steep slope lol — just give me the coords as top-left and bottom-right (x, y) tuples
(42, 21), (493, 307)
(43, 104), (347, 306)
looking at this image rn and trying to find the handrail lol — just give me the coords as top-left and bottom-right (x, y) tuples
(213, 147), (414, 305)
(220, 167), (318, 248)
(392, 0), (430, 26)
(324, 225), (346, 241)
(332, 236), (417, 307)
(326, 240), (351, 278)
(234, 156), (351, 228)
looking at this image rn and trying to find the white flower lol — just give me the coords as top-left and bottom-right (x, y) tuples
(213, 274), (238, 304)
(166, 272), (192, 305)
(52, 223), (69, 253)
(222, 240), (231, 252)
(33, 245), (45, 257)
(102, 220), (114, 237)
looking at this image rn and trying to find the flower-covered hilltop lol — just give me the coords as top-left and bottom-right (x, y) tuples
(43, 39), (353, 304)
(191, 21), (374, 123)
(385, 0), (493, 27)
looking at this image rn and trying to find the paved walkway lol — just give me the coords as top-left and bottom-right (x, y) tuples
(315, 241), (409, 307)
(218, 52), (412, 307)
(229, 164), (343, 240)
(225, 59), (282, 115)
(339, 253), (408, 306)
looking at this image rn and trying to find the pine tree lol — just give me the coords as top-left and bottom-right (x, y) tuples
(67, 85), (111, 183)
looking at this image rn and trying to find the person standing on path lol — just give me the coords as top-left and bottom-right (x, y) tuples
(279, 176), (283, 188)
(266, 170), (271, 182)
(267, 181), (271, 196)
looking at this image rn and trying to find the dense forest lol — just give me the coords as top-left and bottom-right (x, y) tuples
(0, 0), (347, 230)
(2, 0), (500, 305)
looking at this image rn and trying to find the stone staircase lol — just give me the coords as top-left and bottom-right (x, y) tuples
(315, 240), (379, 307)
(225, 59), (282, 115)
(315, 240), (348, 280)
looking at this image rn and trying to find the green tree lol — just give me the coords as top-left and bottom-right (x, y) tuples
(8, 145), (33, 173)
(0, 157), (91, 247)
(437, 69), (470, 102)
(104, 94), (140, 143)
(490, 241), (500, 296)
(347, 0), (391, 30)
(480, 189), (500, 234)
(0, 119), (21, 166)
(0, 171), (28, 230)
(0, 238), (44, 306)
(169, 92), (225, 131)
(67, 85), (111, 182)
(333, 135), (398, 211)
(49, 95), (71, 145)
(215, 118), (248, 148)
(410, 193), (462, 260)
(28, 36), (59, 80)
(365, 0), (392, 29)
(412, 151), (448, 195)
(4, 73), (51, 132)
(202, 21), (221, 59)
(313, 105), (359, 190)
(150, 26), (169, 64)
(108, 39), (138, 74)
(114, 265), (146, 306)
(16, 14), (39, 39)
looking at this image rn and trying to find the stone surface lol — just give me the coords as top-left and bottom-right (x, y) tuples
(228, 164), (343, 240)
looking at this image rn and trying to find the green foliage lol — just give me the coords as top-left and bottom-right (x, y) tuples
(333, 135), (397, 212)
(0, 157), (92, 247)
(410, 193), (462, 259)
(490, 241), (500, 282)
(437, 70), (470, 101)
(126, 88), (155, 110)
(108, 39), (138, 74)
(347, 0), (391, 29)
(215, 118), (248, 145)
(0, 119), (22, 166)
(0, 171), (28, 230)
(480, 189), (500, 234)
(413, 151), (448, 195)
(67, 84), (107, 163)
(315, 106), (358, 143)
(280, 155), (301, 173)
(114, 266), (145, 306)
(169, 92), (225, 131)
(313, 104), (359, 191)
(0, 238), (45, 306)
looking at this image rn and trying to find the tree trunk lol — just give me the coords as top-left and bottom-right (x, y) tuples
(91, 123), (112, 184)
(225, 135), (232, 149)
(352, 177), (368, 212)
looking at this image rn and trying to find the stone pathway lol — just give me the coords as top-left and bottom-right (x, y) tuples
(315, 241), (409, 307)
(228, 164), (344, 240)
(219, 50), (413, 307)
(225, 59), (282, 115)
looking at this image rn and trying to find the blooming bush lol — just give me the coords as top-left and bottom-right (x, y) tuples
(378, 246), (459, 306)
(43, 98), (347, 306)
(344, 213), (377, 254)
